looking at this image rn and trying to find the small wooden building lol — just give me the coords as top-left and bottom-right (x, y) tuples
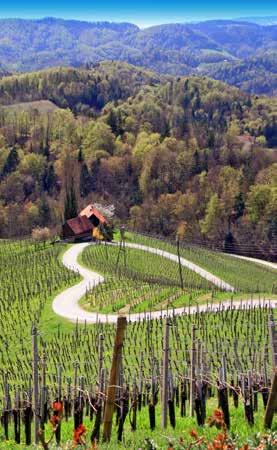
(62, 215), (93, 242)
(79, 204), (107, 227)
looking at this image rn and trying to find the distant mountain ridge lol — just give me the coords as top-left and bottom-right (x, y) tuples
(0, 17), (276, 95)
(235, 16), (277, 25)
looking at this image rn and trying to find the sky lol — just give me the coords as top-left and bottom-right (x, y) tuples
(0, 1), (276, 28)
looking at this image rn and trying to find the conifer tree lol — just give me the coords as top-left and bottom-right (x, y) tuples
(42, 164), (57, 195)
(64, 178), (78, 220)
(2, 147), (19, 177)
(80, 163), (92, 198)
(39, 194), (51, 226)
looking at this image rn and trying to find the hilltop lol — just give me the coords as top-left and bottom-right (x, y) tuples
(0, 62), (161, 113)
(0, 18), (276, 95)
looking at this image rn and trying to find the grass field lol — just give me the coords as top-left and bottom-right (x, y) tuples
(1, 100), (59, 113)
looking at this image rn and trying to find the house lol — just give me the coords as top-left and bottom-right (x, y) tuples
(62, 204), (108, 242)
(237, 134), (255, 144)
(62, 215), (93, 241)
(236, 134), (255, 151)
(79, 204), (107, 227)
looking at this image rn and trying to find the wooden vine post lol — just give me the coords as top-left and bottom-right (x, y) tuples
(98, 333), (105, 386)
(32, 324), (40, 444)
(176, 239), (184, 290)
(190, 325), (197, 417)
(115, 226), (126, 270)
(268, 313), (277, 368)
(40, 343), (47, 441)
(161, 318), (170, 428)
(264, 315), (277, 429)
(103, 316), (127, 442)
(3, 374), (9, 440)
(91, 334), (105, 441)
(55, 364), (62, 444)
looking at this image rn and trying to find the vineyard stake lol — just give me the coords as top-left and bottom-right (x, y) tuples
(190, 325), (197, 417)
(32, 324), (40, 444)
(268, 313), (277, 369)
(73, 361), (78, 405)
(176, 239), (184, 290)
(264, 368), (277, 429)
(55, 364), (62, 444)
(103, 316), (127, 442)
(40, 343), (47, 440)
(3, 374), (9, 440)
(14, 388), (21, 444)
(263, 313), (277, 428)
(161, 317), (170, 428)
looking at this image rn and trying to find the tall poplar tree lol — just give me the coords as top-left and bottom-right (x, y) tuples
(64, 178), (78, 220)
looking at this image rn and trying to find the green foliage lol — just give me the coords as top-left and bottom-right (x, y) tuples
(79, 163), (92, 198)
(1, 147), (19, 177)
(0, 62), (275, 249)
(64, 179), (78, 221)
(200, 194), (224, 239)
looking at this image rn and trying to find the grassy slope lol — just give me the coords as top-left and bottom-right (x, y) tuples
(2, 100), (59, 113)
(38, 243), (82, 336)
(124, 232), (277, 294)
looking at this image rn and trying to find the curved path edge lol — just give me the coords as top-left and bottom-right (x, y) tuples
(226, 253), (277, 270)
(52, 243), (277, 324)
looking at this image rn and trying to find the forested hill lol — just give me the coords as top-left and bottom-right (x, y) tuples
(0, 17), (276, 95)
(0, 62), (161, 113)
(0, 63), (276, 258)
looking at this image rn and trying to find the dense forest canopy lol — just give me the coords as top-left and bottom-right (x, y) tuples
(0, 62), (276, 257)
(0, 62), (161, 113)
(0, 18), (276, 95)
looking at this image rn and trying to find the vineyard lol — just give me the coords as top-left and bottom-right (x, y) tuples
(123, 232), (277, 294)
(0, 236), (276, 449)
(80, 243), (214, 314)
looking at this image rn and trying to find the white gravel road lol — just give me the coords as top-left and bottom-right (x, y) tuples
(52, 242), (277, 324)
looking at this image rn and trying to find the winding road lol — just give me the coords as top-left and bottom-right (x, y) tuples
(52, 242), (277, 324)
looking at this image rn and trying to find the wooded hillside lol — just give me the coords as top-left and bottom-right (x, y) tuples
(0, 18), (276, 95)
(0, 63), (276, 256)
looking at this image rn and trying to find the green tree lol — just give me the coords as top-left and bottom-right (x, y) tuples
(200, 194), (225, 240)
(83, 122), (115, 160)
(246, 184), (273, 224)
(39, 195), (51, 226)
(64, 178), (78, 221)
(233, 192), (245, 220)
(80, 163), (92, 198)
(19, 153), (46, 182)
(2, 147), (19, 177)
(42, 164), (57, 195)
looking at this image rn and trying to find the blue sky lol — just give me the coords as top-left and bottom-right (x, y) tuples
(0, 1), (276, 27)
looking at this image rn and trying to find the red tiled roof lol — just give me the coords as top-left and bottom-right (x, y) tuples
(65, 215), (93, 235)
(79, 204), (107, 224)
(237, 135), (255, 144)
